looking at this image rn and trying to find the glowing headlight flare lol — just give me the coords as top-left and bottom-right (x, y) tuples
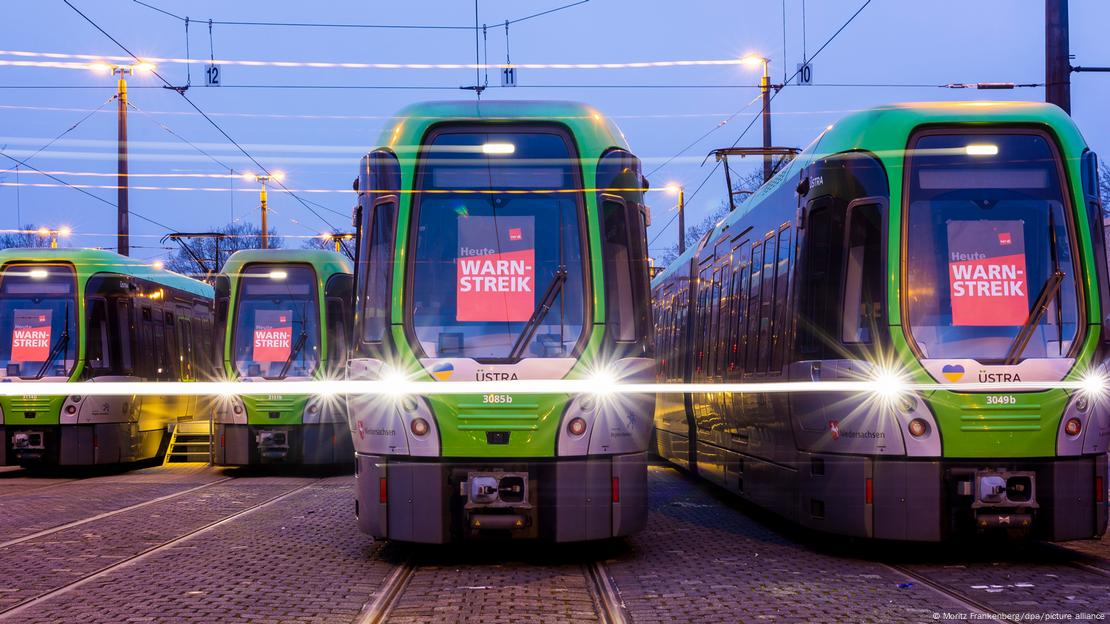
(1078, 370), (1108, 399)
(587, 369), (620, 397)
(0, 378), (1104, 398)
(869, 368), (907, 400)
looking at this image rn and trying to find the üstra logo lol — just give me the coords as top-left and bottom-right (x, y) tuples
(430, 362), (455, 381)
(941, 363), (965, 383)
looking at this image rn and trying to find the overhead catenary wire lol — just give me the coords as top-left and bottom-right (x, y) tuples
(61, 0), (338, 232)
(130, 0), (588, 30)
(647, 0), (874, 251)
(0, 152), (174, 230)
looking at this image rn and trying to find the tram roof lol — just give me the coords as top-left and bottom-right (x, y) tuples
(220, 249), (352, 277)
(375, 100), (631, 155)
(0, 248), (213, 297)
(650, 101), (1085, 285)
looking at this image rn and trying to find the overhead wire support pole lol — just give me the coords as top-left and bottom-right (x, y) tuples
(1045, 0), (1071, 113)
(115, 66), (130, 256)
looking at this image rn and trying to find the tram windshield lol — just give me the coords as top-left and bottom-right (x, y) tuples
(905, 131), (1081, 362)
(0, 264), (78, 379)
(231, 264), (319, 378)
(408, 129), (587, 361)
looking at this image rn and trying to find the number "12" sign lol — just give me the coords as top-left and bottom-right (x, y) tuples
(205, 64), (221, 87)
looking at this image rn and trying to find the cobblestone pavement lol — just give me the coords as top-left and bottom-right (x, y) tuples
(6, 476), (393, 624)
(0, 464), (1104, 623)
(603, 466), (974, 624)
(386, 544), (604, 624)
(0, 465), (226, 542)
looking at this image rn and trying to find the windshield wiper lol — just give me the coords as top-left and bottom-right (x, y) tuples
(277, 329), (308, 379)
(33, 302), (70, 379)
(1004, 270), (1065, 365)
(509, 267), (567, 360)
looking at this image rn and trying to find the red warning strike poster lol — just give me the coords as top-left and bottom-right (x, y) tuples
(11, 309), (51, 362)
(947, 220), (1028, 326)
(456, 216), (536, 322)
(253, 310), (292, 362)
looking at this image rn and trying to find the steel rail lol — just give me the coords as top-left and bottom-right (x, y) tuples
(0, 480), (316, 619)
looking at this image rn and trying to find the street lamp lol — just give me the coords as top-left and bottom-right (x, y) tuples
(89, 61), (155, 257)
(37, 226), (71, 249)
(242, 171), (285, 249)
(740, 54), (775, 183)
(320, 232), (355, 253)
(664, 184), (686, 254)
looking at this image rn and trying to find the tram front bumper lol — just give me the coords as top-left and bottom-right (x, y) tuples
(214, 423), (354, 466)
(859, 455), (1108, 541)
(354, 452), (648, 543)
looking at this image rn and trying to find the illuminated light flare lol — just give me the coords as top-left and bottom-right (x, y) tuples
(964, 143), (998, 156)
(481, 142), (515, 155)
(0, 49), (777, 71)
(0, 379), (1098, 398)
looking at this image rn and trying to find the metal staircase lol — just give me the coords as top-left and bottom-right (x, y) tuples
(164, 419), (212, 464)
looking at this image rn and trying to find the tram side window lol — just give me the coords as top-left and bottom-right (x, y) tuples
(757, 233), (777, 372)
(213, 276), (230, 367)
(601, 197), (637, 342)
(770, 227), (792, 371)
(179, 318), (195, 381)
(842, 204), (883, 344)
(138, 307), (154, 379)
(357, 149), (401, 347)
(152, 309), (169, 379)
(114, 299), (133, 375)
(798, 200), (846, 357)
(597, 148), (652, 353)
(326, 298), (349, 376)
(85, 298), (111, 375)
(164, 311), (179, 378)
(745, 243), (763, 372)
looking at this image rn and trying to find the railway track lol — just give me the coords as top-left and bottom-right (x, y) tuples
(355, 550), (631, 624)
(0, 478), (80, 498)
(879, 541), (1110, 617)
(880, 562), (1005, 618)
(0, 479), (318, 621)
(0, 476), (233, 549)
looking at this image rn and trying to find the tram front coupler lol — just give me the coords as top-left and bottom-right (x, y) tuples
(462, 470), (534, 532)
(255, 429), (290, 460)
(956, 468), (1039, 530)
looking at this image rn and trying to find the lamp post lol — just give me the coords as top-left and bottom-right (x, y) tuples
(320, 232), (355, 253)
(37, 226), (71, 249)
(665, 184), (686, 254)
(90, 62), (155, 257)
(242, 171), (284, 249)
(740, 55), (774, 182)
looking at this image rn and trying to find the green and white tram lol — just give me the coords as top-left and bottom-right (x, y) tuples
(0, 249), (214, 466)
(653, 102), (1110, 541)
(348, 101), (655, 542)
(213, 249), (354, 465)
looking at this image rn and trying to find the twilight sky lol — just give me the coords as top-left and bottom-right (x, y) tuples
(1, 0), (1108, 261)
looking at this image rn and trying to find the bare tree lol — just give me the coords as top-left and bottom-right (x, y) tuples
(653, 169), (765, 269)
(164, 222), (283, 278)
(0, 224), (54, 249)
(300, 233), (355, 260)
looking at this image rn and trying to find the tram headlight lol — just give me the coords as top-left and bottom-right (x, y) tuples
(567, 416), (588, 437)
(907, 418), (929, 438)
(1064, 417), (1083, 437)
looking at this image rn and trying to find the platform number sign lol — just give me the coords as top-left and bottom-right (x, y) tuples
(500, 66), (517, 87)
(205, 64), (221, 87)
(796, 62), (813, 86)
